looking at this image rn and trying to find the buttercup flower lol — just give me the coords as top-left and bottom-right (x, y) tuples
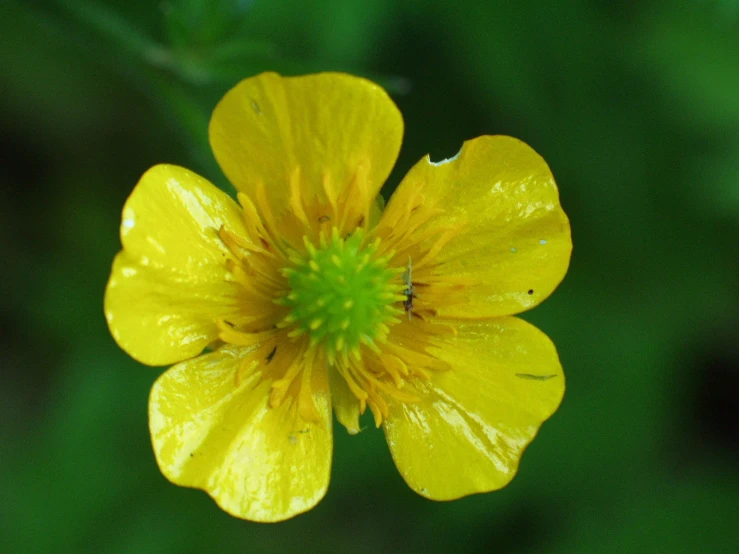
(105, 72), (571, 522)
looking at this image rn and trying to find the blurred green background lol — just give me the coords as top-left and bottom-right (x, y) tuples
(2, 1), (738, 552)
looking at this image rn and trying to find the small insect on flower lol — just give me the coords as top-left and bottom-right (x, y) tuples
(104, 72), (572, 522)
(402, 256), (416, 320)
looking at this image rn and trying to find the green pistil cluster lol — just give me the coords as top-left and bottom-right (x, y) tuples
(279, 228), (402, 362)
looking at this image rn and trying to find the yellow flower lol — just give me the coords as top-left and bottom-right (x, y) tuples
(104, 72), (571, 522)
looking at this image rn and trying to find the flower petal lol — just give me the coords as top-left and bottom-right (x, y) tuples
(209, 72), (403, 211)
(382, 135), (571, 318)
(383, 317), (564, 500)
(149, 345), (333, 522)
(330, 368), (362, 435)
(104, 165), (247, 366)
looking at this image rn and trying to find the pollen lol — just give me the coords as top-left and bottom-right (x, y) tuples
(278, 227), (403, 361)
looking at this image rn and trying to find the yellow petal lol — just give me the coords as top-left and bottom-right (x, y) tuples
(104, 165), (246, 366)
(149, 345), (333, 522)
(383, 317), (564, 500)
(383, 136), (571, 318)
(209, 72), (403, 212)
(330, 367), (362, 435)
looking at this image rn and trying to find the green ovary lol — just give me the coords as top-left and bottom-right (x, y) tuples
(280, 229), (401, 360)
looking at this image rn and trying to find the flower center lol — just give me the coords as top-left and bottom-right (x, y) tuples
(278, 228), (402, 363)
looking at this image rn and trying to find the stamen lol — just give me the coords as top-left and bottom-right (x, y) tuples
(338, 161), (370, 233)
(383, 340), (452, 374)
(379, 353), (409, 382)
(214, 167), (468, 426)
(298, 349), (321, 423)
(289, 166), (311, 229)
(216, 320), (275, 346)
(321, 170), (338, 212)
(225, 259), (275, 301)
(269, 361), (302, 408)
(236, 193), (273, 254)
(413, 227), (460, 271)
(356, 364), (420, 403)
(234, 355), (259, 387)
(364, 392), (388, 428)
(253, 181), (282, 254)
(336, 363), (368, 401)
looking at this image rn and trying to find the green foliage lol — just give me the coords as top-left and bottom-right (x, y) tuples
(1, 0), (737, 552)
